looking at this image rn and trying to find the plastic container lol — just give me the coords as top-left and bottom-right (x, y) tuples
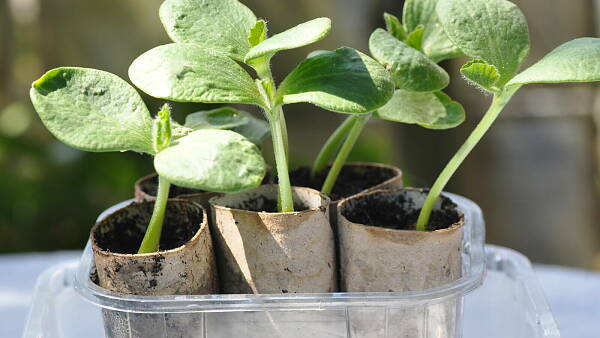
(22, 246), (561, 338)
(21, 195), (560, 337)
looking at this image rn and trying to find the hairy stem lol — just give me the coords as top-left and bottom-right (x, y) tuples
(254, 58), (294, 212)
(321, 114), (370, 195)
(311, 115), (357, 178)
(269, 108), (294, 212)
(416, 87), (519, 230)
(277, 105), (289, 163)
(138, 175), (171, 253)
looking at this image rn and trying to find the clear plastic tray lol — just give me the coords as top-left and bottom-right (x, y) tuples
(21, 195), (560, 337)
(22, 246), (560, 338)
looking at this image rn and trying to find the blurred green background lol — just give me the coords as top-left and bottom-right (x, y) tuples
(1, 0), (599, 269)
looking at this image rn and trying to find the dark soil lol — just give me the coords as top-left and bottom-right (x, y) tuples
(342, 191), (461, 231)
(287, 165), (399, 201)
(139, 174), (205, 198)
(93, 200), (202, 254)
(236, 195), (309, 212)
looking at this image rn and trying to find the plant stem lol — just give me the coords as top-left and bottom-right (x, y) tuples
(254, 58), (295, 212)
(311, 115), (357, 178)
(276, 105), (289, 163)
(269, 107), (294, 212)
(138, 175), (171, 254)
(416, 88), (519, 230)
(321, 114), (370, 195)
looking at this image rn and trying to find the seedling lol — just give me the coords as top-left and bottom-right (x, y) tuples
(30, 67), (266, 253)
(416, 0), (600, 230)
(128, 0), (395, 212)
(312, 0), (466, 195)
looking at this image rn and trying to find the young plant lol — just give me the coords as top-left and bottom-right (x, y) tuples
(312, 0), (466, 195)
(127, 0), (395, 212)
(416, 0), (600, 230)
(30, 67), (266, 253)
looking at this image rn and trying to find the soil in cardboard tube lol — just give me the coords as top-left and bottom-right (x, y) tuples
(287, 165), (399, 201)
(94, 201), (202, 254)
(236, 195), (309, 212)
(140, 174), (205, 198)
(342, 193), (460, 231)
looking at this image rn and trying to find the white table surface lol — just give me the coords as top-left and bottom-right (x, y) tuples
(1, 251), (599, 338)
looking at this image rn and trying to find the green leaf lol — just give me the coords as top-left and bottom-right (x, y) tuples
(245, 18), (332, 63)
(384, 13), (407, 41)
(232, 113), (270, 146)
(405, 25), (424, 51)
(375, 89), (465, 129)
(30, 67), (154, 154)
(278, 47), (394, 114)
(437, 0), (530, 86)
(129, 43), (263, 106)
(245, 20), (270, 76)
(155, 129), (266, 193)
(171, 121), (194, 140)
(248, 20), (267, 47)
(153, 104), (173, 152)
(185, 107), (249, 130)
(509, 38), (600, 86)
(403, 0), (462, 62)
(460, 59), (500, 92)
(369, 29), (449, 92)
(183, 107), (269, 145)
(159, 0), (257, 61)
(307, 50), (330, 58)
